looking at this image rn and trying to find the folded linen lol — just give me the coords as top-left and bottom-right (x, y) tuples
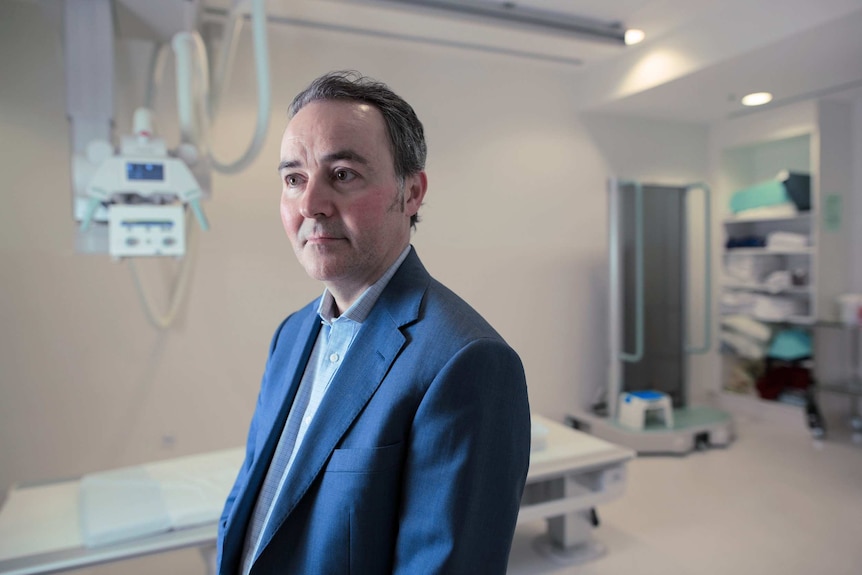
(763, 270), (792, 293)
(724, 253), (782, 283)
(753, 294), (807, 321)
(721, 314), (772, 342)
(768, 329), (812, 361)
(720, 292), (756, 315)
(731, 202), (798, 221)
(766, 231), (808, 250)
(721, 329), (766, 359)
(729, 172), (811, 214)
(730, 180), (788, 213)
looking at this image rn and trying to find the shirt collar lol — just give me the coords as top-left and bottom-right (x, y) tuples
(317, 245), (411, 326)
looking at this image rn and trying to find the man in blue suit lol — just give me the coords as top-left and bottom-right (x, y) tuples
(217, 70), (531, 574)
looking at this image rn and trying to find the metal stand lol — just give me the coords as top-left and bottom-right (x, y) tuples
(811, 323), (862, 442)
(518, 416), (634, 562)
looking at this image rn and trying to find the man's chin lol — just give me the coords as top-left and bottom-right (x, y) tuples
(300, 258), (344, 283)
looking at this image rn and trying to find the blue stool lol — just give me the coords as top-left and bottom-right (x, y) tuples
(618, 391), (674, 429)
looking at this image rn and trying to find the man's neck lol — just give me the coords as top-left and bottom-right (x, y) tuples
(325, 244), (411, 317)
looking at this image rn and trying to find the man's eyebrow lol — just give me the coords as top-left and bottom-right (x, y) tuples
(277, 150), (370, 173)
(278, 159), (300, 172)
(322, 150), (370, 166)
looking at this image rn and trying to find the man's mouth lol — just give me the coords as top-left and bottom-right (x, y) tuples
(305, 235), (344, 245)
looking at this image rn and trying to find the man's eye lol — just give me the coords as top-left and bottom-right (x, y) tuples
(285, 174), (300, 186)
(334, 169), (355, 182)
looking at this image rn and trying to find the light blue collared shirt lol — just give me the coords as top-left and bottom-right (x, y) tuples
(284, 245), (411, 472)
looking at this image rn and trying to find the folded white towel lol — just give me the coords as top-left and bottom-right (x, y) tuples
(721, 292), (756, 314)
(721, 329), (766, 359)
(721, 314), (772, 342)
(764, 270), (792, 293)
(724, 253), (782, 282)
(753, 294), (807, 321)
(767, 231), (808, 250)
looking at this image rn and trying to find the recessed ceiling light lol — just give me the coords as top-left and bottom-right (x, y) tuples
(741, 92), (773, 106)
(625, 29), (645, 45)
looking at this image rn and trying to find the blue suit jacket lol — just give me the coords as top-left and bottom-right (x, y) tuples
(217, 248), (531, 574)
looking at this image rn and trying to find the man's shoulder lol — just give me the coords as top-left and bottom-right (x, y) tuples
(423, 278), (501, 338)
(388, 249), (506, 343)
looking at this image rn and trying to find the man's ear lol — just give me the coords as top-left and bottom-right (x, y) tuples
(404, 171), (427, 218)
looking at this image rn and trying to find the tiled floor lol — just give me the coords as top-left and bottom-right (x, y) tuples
(508, 412), (862, 575)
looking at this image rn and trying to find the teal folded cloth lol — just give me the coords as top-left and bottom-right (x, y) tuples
(767, 329), (811, 361)
(730, 180), (789, 213)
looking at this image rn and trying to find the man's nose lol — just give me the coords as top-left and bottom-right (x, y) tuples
(299, 177), (334, 219)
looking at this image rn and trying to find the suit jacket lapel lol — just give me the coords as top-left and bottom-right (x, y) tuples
(256, 248), (430, 558)
(222, 307), (321, 569)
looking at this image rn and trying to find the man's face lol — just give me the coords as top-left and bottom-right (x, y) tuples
(279, 100), (425, 306)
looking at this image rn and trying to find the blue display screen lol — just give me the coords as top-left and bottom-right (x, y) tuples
(127, 162), (164, 181)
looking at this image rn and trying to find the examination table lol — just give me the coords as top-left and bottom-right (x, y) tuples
(0, 415), (634, 574)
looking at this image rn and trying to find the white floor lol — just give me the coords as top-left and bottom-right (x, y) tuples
(508, 412), (862, 575)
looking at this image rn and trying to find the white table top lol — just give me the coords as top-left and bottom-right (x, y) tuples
(0, 448), (245, 575)
(528, 415), (635, 482)
(0, 481), (216, 575)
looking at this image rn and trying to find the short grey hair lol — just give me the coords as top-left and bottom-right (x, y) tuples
(288, 71), (427, 227)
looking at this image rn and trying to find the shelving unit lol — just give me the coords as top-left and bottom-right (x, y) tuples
(722, 211), (815, 324)
(711, 99), (856, 421)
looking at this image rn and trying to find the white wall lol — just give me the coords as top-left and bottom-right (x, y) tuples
(580, 113), (709, 185)
(0, 2), (709, 573)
